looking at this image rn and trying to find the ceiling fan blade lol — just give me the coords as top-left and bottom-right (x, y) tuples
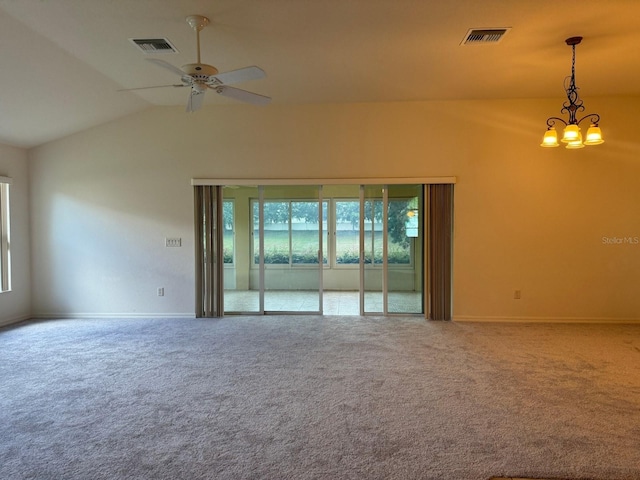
(117, 84), (187, 92)
(212, 85), (271, 105)
(186, 88), (206, 113)
(207, 66), (266, 86)
(146, 58), (190, 80)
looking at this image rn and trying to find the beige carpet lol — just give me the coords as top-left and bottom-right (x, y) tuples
(1, 317), (639, 479)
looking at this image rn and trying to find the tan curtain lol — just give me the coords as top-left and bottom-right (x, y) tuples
(428, 184), (454, 320)
(194, 185), (224, 317)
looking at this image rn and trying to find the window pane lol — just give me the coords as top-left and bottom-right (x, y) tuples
(0, 182), (10, 293)
(223, 200), (234, 264)
(387, 199), (413, 265)
(291, 201), (320, 264)
(263, 201), (290, 264)
(262, 186), (321, 313)
(225, 186), (260, 314)
(388, 185), (423, 314)
(364, 200), (383, 264)
(335, 200), (360, 265)
(363, 186), (383, 313)
(253, 201), (260, 264)
(322, 201), (328, 264)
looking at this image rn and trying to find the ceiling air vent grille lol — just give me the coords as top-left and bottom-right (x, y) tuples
(129, 38), (178, 54)
(461, 28), (510, 45)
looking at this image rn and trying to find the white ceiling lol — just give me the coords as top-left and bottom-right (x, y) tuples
(1, 0), (639, 148)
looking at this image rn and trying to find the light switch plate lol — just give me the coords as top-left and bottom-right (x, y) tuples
(165, 238), (181, 247)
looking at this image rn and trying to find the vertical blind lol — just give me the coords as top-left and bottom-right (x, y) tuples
(428, 183), (454, 320)
(194, 185), (224, 317)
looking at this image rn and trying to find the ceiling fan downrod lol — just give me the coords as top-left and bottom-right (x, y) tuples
(185, 15), (210, 65)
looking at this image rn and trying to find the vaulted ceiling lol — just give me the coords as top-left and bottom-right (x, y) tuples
(1, 0), (639, 147)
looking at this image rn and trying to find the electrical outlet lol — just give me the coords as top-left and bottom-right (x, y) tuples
(514, 290), (521, 300)
(157, 287), (164, 297)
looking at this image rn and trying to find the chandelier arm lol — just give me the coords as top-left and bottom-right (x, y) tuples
(546, 117), (568, 129)
(576, 113), (601, 126)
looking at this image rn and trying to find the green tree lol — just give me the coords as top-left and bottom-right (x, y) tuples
(335, 201), (359, 228)
(291, 201), (319, 223)
(223, 200), (234, 231)
(387, 197), (419, 248)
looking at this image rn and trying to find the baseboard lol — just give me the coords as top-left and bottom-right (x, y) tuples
(20, 313), (640, 324)
(0, 314), (33, 328)
(453, 315), (640, 324)
(29, 313), (196, 320)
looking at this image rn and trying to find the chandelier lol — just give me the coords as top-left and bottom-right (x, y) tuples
(540, 36), (604, 149)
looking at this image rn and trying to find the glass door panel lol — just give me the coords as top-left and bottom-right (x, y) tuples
(220, 182), (425, 317)
(223, 186), (261, 313)
(324, 184), (360, 315)
(387, 185), (424, 314)
(335, 200), (360, 266)
(362, 185), (384, 314)
(262, 185), (322, 313)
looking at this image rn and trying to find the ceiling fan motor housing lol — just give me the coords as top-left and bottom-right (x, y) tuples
(182, 63), (219, 77)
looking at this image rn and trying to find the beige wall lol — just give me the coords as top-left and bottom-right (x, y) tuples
(0, 143), (30, 325)
(28, 97), (640, 320)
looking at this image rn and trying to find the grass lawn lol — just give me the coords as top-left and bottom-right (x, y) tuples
(224, 230), (411, 264)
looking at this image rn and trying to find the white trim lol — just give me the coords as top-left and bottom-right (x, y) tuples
(0, 176), (12, 185)
(19, 314), (640, 324)
(29, 313), (196, 320)
(0, 314), (32, 328)
(192, 177), (457, 186)
(454, 315), (640, 324)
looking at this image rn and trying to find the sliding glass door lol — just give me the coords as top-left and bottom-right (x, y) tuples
(387, 184), (424, 314)
(222, 186), (261, 313)
(261, 185), (323, 313)
(359, 184), (424, 315)
(362, 185), (384, 314)
(196, 180), (448, 318)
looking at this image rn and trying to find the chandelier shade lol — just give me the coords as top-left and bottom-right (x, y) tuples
(584, 124), (604, 145)
(540, 36), (604, 149)
(540, 127), (559, 147)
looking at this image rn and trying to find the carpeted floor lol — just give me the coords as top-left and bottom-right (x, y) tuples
(1, 316), (639, 480)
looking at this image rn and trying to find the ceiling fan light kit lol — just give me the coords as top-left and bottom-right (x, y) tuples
(127, 14), (270, 112)
(540, 36), (603, 148)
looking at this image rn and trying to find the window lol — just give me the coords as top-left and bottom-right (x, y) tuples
(250, 197), (416, 269)
(0, 177), (11, 293)
(335, 198), (414, 267)
(252, 199), (328, 266)
(386, 197), (417, 266)
(334, 200), (361, 265)
(223, 200), (234, 264)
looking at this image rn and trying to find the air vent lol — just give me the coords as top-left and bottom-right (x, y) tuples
(461, 28), (510, 45)
(129, 38), (178, 54)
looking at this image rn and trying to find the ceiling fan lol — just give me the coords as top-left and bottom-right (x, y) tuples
(126, 14), (271, 112)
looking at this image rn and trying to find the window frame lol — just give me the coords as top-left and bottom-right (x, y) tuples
(251, 198), (328, 268)
(249, 196), (416, 270)
(222, 199), (235, 265)
(334, 197), (415, 269)
(0, 177), (12, 293)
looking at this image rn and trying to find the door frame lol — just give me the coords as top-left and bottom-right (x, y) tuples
(193, 177), (456, 319)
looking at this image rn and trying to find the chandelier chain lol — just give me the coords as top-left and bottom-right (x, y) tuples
(561, 44), (584, 124)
